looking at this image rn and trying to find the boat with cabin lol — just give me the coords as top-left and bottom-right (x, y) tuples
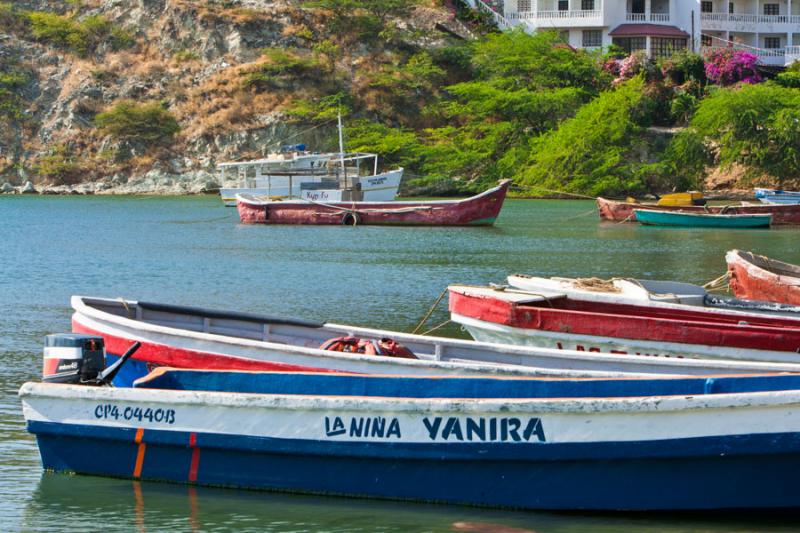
(22, 364), (800, 510)
(756, 188), (800, 205)
(67, 295), (800, 387)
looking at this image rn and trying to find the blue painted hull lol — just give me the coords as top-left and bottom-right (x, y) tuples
(634, 210), (772, 228)
(30, 420), (800, 510)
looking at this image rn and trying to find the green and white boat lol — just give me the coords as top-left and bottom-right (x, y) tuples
(633, 209), (772, 228)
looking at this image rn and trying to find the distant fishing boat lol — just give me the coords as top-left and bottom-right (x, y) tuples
(448, 284), (800, 363)
(597, 197), (800, 224)
(68, 296), (800, 387)
(756, 188), (800, 205)
(236, 180), (510, 226)
(727, 249), (800, 306)
(633, 209), (772, 228)
(23, 368), (800, 510)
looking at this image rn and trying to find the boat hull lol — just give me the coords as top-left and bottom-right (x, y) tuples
(597, 197), (800, 224)
(71, 296), (800, 387)
(448, 287), (800, 364)
(727, 249), (800, 306)
(236, 181), (509, 226)
(634, 209), (772, 228)
(21, 380), (800, 511)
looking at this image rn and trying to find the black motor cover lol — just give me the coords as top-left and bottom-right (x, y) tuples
(43, 334), (106, 384)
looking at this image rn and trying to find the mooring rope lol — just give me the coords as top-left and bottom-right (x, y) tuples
(411, 288), (448, 335)
(703, 272), (730, 292)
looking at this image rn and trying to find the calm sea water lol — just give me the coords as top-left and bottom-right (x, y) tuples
(3, 195), (800, 532)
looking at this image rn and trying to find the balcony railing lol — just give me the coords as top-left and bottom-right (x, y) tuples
(702, 44), (791, 65)
(700, 12), (800, 24)
(509, 9), (603, 20)
(626, 12), (671, 21)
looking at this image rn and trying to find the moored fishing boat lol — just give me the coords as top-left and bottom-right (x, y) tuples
(597, 196), (800, 224)
(633, 209), (772, 228)
(236, 180), (510, 226)
(22, 368), (800, 510)
(448, 285), (800, 363)
(69, 296), (800, 386)
(756, 188), (800, 205)
(727, 249), (800, 306)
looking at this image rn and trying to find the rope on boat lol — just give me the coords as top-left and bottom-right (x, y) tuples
(521, 186), (599, 200)
(304, 197), (443, 215)
(559, 208), (598, 222)
(703, 272), (730, 292)
(420, 319), (452, 336)
(411, 288), (449, 335)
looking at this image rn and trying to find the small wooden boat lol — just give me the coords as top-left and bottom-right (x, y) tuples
(634, 209), (772, 228)
(597, 197), (800, 224)
(508, 274), (800, 318)
(727, 249), (800, 306)
(236, 180), (510, 226)
(22, 369), (800, 510)
(756, 188), (800, 205)
(68, 296), (800, 386)
(448, 284), (800, 363)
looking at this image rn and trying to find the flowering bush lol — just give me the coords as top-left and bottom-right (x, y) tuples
(704, 48), (762, 85)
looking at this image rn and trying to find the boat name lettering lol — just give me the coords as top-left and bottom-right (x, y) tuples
(324, 416), (401, 439)
(554, 342), (673, 358)
(367, 177), (386, 186)
(94, 404), (176, 425)
(423, 417), (546, 443)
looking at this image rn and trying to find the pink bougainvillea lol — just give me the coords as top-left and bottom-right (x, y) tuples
(704, 48), (762, 85)
(613, 51), (647, 85)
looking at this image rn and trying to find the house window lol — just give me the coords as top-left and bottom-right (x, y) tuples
(764, 36), (781, 48)
(517, 0), (532, 11)
(581, 0), (595, 10)
(582, 30), (602, 47)
(612, 36), (647, 53)
(558, 0), (569, 10)
(701, 1), (713, 12)
(763, 3), (779, 15)
(728, 2), (734, 13)
(701, 34), (712, 46)
(631, 0), (645, 12)
(652, 37), (688, 58)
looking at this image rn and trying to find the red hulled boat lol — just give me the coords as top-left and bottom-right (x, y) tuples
(597, 197), (800, 225)
(727, 249), (800, 306)
(448, 285), (800, 363)
(236, 180), (510, 226)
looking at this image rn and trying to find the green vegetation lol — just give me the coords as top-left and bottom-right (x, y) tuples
(243, 49), (327, 90)
(26, 12), (134, 56)
(34, 145), (82, 183)
(95, 101), (180, 144)
(0, 56), (30, 124)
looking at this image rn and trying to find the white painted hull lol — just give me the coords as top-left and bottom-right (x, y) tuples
(70, 296), (800, 379)
(454, 313), (800, 364)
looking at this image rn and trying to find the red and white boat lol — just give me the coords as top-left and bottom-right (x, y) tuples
(448, 285), (800, 363)
(68, 296), (800, 387)
(727, 249), (800, 306)
(236, 181), (510, 226)
(597, 197), (800, 225)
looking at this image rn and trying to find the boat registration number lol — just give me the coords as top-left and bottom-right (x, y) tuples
(94, 404), (176, 425)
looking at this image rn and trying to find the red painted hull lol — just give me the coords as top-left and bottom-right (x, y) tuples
(237, 181), (510, 226)
(597, 197), (800, 225)
(727, 250), (800, 306)
(448, 288), (800, 353)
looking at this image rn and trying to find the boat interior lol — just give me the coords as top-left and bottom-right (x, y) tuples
(736, 250), (800, 278)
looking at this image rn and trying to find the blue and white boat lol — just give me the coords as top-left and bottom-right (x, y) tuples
(755, 188), (800, 205)
(21, 368), (800, 511)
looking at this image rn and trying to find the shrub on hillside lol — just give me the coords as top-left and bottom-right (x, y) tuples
(0, 58), (30, 123)
(95, 101), (180, 144)
(775, 71), (800, 89)
(26, 12), (134, 56)
(704, 48), (761, 85)
(243, 49), (327, 90)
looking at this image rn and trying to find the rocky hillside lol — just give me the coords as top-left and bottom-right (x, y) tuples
(0, 0), (465, 194)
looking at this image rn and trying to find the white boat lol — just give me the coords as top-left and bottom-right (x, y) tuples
(68, 296), (800, 388)
(21, 369), (800, 510)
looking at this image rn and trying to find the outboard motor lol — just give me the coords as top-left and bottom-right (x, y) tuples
(43, 334), (141, 386)
(43, 334), (106, 384)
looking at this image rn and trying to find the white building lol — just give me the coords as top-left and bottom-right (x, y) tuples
(468, 0), (800, 65)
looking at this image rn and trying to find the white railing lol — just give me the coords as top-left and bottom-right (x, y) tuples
(626, 12), (646, 20)
(473, 0), (515, 29)
(700, 12), (800, 24)
(535, 9), (602, 19)
(626, 12), (670, 21)
(786, 45), (800, 65)
(649, 12), (670, 21)
(702, 43), (790, 65)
